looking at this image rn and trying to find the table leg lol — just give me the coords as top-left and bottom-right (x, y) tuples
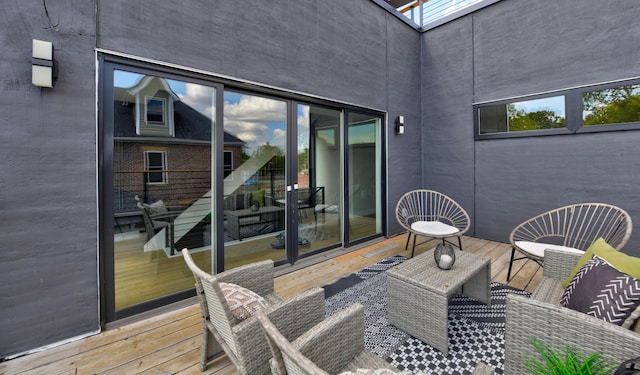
(462, 262), (491, 306)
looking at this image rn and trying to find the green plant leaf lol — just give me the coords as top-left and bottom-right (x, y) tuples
(519, 338), (615, 375)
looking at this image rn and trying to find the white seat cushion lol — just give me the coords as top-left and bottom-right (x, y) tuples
(411, 220), (460, 236)
(514, 241), (584, 258)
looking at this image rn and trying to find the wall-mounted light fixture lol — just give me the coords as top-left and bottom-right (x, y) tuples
(32, 39), (57, 87)
(395, 115), (405, 135)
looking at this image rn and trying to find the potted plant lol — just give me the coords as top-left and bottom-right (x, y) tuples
(521, 338), (615, 375)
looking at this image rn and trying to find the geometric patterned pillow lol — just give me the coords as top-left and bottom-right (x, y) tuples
(219, 282), (266, 323)
(560, 255), (640, 328)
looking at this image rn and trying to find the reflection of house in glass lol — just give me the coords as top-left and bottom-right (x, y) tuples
(112, 76), (245, 251)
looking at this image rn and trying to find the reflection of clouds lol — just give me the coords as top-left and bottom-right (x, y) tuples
(178, 83), (216, 119)
(298, 105), (310, 129)
(225, 95), (286, 154)
(225, 95), (285, 122)
(297, 106), (310, 153)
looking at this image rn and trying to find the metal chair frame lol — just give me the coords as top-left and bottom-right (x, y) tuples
(395, 189), (470, 257)
(507, 202), (632, 281)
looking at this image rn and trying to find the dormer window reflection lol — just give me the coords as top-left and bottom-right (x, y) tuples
(145, 97), (165, 125)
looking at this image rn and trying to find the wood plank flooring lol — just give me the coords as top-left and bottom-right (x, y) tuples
(0, 235), (543, 375)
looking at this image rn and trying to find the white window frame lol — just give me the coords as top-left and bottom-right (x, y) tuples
(144, 150), (168, 184)
(145, 96), (166, 126)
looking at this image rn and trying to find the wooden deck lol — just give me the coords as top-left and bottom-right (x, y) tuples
(0, 234), (543, 375)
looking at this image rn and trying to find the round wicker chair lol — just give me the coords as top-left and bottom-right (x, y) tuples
(395, 189), (470, 257)
(507, 202), (632, 281)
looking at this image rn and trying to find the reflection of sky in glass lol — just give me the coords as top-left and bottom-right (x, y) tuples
(513, 96), (565, 117)
(114, 71), (289, 153)
(115, 70), (215, 118)
(114, 70), (143, 88)
(224, 92), (286, 154)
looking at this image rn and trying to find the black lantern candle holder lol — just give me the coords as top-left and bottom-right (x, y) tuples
(434, 243), (455, 270)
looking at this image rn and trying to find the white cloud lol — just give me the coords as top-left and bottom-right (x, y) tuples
(225, 95), (287, 153)
(177, 83), (216, 119)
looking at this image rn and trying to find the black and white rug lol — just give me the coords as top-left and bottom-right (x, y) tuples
(323, 255), (530, 375)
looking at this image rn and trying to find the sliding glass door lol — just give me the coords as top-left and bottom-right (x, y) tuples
(222, 91), (289, 268)
(105, 64), (220, 320)
(295, 104), (343, 260)
(346, 111), (384, 244)
(101, 58), (386, 322)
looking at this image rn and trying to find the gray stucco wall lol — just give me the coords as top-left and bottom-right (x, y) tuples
(1, 0), (420, 358)
(421, 16), (476, 228)
(97, 0), (422, 236)
(422, 0), (640, 256)
(0, 0), (99, 358)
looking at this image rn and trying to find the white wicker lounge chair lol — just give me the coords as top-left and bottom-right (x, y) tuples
(395, 189), (470, 257)
(181, 248), (325, 374)
(504, 249), (640, 374)
(507, 202), (632, 280)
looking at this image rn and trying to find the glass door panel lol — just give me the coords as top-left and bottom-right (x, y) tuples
(346, 112), (383, 243)
(296, 104), (342, 258)
(222, 91), (288, 269)
(111, 69), (215, 312)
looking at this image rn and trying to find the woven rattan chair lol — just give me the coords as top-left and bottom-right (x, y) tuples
(504, 249), (640, 374)
(255, 303), (401, 375)
(507, 202), (632, 281)
(396, 190), (470, 257)
(257, 303), (495, 375)
(181, 249), (325, 374)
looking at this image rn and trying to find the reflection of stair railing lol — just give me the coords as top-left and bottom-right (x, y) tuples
(143, 148), (279, 252)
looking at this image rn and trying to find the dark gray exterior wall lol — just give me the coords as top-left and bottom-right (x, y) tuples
(0, 0), (420, 358)
(0, 0), (99, 359)
(421, 16), (476, 225)
(97, 0), (422, 235)
(422, 0), (640, 255)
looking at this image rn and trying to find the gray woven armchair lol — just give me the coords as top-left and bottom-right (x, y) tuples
(256, 303), (400, 375)
(181, 249), (325, 374)
(257, 302), (495, 375)
(505, 249), (640, 374)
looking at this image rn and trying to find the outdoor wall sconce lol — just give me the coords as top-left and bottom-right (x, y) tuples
(395, 116), (405, 135)
(32, 39), (57, 88)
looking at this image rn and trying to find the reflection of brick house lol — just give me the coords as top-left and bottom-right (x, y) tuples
(113, 76), (244, 213)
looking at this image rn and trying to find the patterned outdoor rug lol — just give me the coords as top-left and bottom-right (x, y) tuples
(323, 256), (531, 375)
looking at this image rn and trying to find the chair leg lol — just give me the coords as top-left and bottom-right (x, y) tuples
(507, 247), (516, 282)
(458, 236), (462, 250)
(405, 232), (412, 250)
(411, 234), (417, 258)
(201, 326), (209, 371)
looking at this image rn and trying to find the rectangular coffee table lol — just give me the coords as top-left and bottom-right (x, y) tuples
(387, 248), (491, 356)
(225, 206), (284, 240)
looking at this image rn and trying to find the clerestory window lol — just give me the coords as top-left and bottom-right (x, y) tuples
(475, 78), (640, 139)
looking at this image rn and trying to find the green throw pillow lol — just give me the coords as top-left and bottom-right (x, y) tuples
(562, 237), (640, 288)
(252, 189), (265, 206)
